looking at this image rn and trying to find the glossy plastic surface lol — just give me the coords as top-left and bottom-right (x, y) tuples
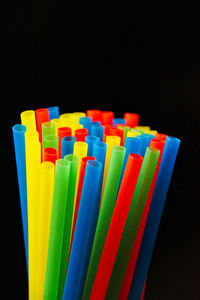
(58, 127), (72, 158)
(61, 136), (76, 158)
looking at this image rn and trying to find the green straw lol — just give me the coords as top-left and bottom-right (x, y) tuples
(43, 135), (58, 158)
(43, 159), (69, 300)
(57, 154), (78, 300)
(105, 146), (160, 300)
(82, 145), (125, 300)
(42, 122), (55, 159)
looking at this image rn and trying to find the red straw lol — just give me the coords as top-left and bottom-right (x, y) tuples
(43, 147), (58, 164)
(58, 127), (72, 158)
(90, 153), (143, 300)
(124, 113), (139, 127)
(74, 128), (88, 142)
(118, 139), (165, 300)
(69, 156), (96, 258)
(101, 111), (114, 126)
(35, 108), (49, 143)
(86, 110), (102, 122)
(155, 133), (167, 141)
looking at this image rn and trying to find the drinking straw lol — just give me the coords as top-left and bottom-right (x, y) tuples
(82, 146), (125, 300)
(51, 118), (61, 135)
(118, 139), (165, 300)
(113, 118), (126, 126)
(116, 125), (130, 144)
(62, 160), (102, 300)
(60, 113), (73, 127)
(137, 134), (154, 157)
(12, 124), (28, 272)
(86, 109), (102, 122)
(135, 126), (151, 131)
(101, 111), (114, 126)
(89, 153), (143, 300)
(35, 108), (50, 143)
(92, 140), (107, 194)
(128, 136), (180, 300)
(124, 113), (139, 127)
(20, 110), (36, 131)
(25, 130), (41, 300)
(101, 135), (121, 198)
(73, 112), (86, 125)
(79, 116), (92, 135)
(71, 124), (83, 135)
(91, 122), (104, 141)
(119, 136), (141, 186)
(145, 129), (158, 135)
(85, 136), (100, 156)
(74, 128), (88, 142)
(105, 147), (160, 300)
(43, 159), (70, 300)
(35, 161), (55, 300)
(109, 127), (124, 145)
(43, 135), (58, 155)
(155, 132), (167, 141)
(69, 156), (96, 258)
(48, 106), (60, 120)
(127, 129), (142, 138)
(42, 122), (56, 160)
(57, 154), (78, 300)
(61, 136), (76, 158)
(58, 127), (72, 158)
(44, 147), (58, 164)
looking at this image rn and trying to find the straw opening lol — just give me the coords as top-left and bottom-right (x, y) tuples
(13, 124), (26, 132)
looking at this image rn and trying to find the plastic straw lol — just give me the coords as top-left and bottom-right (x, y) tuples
(86, 109), (102, 122)
(74, 128), (88, 142)
(119, 136), (141, 186)
(118, 139), (165, 300)
(61, 136), (76, 158)
(57, 154), (78, 300)
(73, 112), (86, 125)
(48, 106), (60, 120)
(85, 136), (100, 156)
(62, 160), (102, 300)
(58, 127), (72, 158)
(42, 122), (55, 160)
(116, 125), (130, 144)
(43, 135), (58, 155)
(35, 108), (50, 143)
(101, 135), (121, 197)
(25, 130), (41, 300)
(20, 110), (36, 132)
(79, 116), (92, 135)
(105, 147), (160, 299)
(82, 146), (125, 300)
(113, 118), (126, 126)
(90, 153), (143, 300)
(124, 113), (139, 127)
(43, 159), (70, 300)
(137, 134), (154, 157)
(60, 113), (73, 127)
(101, 111), (114, 126)
(35, 162), (55, 300)
(91, 123), (104, 141)
(69, 156), (96, 257)
(128, 136), (180, 300)
(44, 147), (58, 164)
(12, 124), (28, 272)
(127, 130), (142, 138)
(155, 132), (167, 141)
(51, 118), (61, 135)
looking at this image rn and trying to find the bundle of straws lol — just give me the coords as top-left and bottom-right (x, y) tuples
(12, 107), (180, 300)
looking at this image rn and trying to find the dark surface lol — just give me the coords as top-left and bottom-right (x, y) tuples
(1, 1), (199, 299)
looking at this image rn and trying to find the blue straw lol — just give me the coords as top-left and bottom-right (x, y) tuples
(61, 136), (76, 158)
(85, 136), (100, 156)
(113, 118), (126, 126)
(119, 136), (141, 186)
(62, 160), (102, 300)
(12, 124), (28, 274)
(128, 136), (180, 300)
(48, 106), (60, 120)
(138, 134), (155, 157)
(79, 116), (92, 135)
(91, 122), (104, 141)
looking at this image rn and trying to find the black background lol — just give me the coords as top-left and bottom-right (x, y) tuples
(2, 0), (200, 299)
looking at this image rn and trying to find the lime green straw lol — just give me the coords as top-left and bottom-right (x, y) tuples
(57, 154), (78, 300)
(82, 146), (125, 300)
(42, 122), (55, 159)
(105, 146), (160, 300)
(43, 159), (69, 300)
(43, 135), (58, 159)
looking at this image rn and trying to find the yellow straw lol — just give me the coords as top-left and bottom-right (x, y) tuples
(51, 118), (61, 135)
(25, 130), (41, 300)
(35, 162), (55, 300)
(21, 110), (36, 131)
(127, 130), (142, 138)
